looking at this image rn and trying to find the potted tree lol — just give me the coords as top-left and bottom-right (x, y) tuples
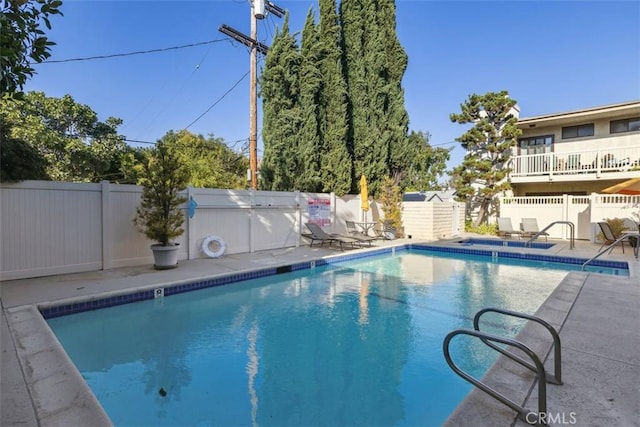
(133, 140), (190, 269)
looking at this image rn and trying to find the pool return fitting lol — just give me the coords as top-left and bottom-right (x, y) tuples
(443, 307), (562, 426)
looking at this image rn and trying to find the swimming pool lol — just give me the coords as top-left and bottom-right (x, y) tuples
(46, 249), (586, 426)
(458, 238), (555, 249)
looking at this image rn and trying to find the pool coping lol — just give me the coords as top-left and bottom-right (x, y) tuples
(3, 240), (638, 426)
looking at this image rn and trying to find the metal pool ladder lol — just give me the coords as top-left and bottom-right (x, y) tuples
(582, 234), (640, 269)
(443, 307), (562, 425)
(526, 221), (575, 249)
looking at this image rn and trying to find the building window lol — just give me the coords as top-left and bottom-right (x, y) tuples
(519, 135), (553, 155)
(561, 123), (594, 139)
(610, 117), (640, 134)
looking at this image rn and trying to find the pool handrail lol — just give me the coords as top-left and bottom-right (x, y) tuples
(582, 233), (640, 270)
(473, 307), (562, 385)
(526, 221), (574, 250)
(443, 328), (549, 425)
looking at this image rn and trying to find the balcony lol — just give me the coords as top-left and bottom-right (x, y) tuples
(510, 145), (640, 183)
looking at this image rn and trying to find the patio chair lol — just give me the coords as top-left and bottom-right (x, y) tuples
(305, 223), (361, 250)
(497, 217), (524, 239)
(373, 221), (397, 240)
(597, 221), (627, 254)
(345, 220), (377, 246)
(521, 218), (549, 241)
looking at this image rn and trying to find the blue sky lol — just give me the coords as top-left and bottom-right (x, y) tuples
(25, 0), (640, 174)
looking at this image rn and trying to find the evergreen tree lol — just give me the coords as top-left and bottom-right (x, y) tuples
(259, 14), (302, 191)
(377, 0), (410, 183)
(296, 9), (323, 192)
(317, 0), (351, 195)
(340, 0), (410, 196)
(450, 91), (522, 226)
(340, 0), (374, 191)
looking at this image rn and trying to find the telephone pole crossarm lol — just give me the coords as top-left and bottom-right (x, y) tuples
(219, 0), (285, 190)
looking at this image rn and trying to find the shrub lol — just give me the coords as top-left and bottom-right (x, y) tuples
(466, 220), (499, 236)
(378, 176), (404, 238)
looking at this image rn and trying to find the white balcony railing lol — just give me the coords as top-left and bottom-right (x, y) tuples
(510, 146), (640, 181)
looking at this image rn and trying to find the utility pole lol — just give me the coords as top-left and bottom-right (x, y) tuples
(219, 1), (284, 190)
(249, 2), (258, 190)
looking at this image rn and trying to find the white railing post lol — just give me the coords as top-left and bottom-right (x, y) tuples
(187, 186), (196, 260)
(101, 180), (113, 270)
(249, 189), (255, 253)
(331, 192), (336, 232)
(562, 194), (570, 240)
(589, 192), (599, 242)
(295, 190), (301, 247)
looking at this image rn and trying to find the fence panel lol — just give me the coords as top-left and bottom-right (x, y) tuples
(567, 196), (591, 240)
(500, 196), (566, 239)
(1, 181), (103, 280)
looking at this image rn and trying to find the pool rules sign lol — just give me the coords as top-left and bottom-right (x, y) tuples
(308, 198), (331, 226)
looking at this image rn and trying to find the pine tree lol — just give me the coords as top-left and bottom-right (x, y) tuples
(259, 14), (302, 191)
(450, 91), (522, 226)
(317, 0), (351, 195)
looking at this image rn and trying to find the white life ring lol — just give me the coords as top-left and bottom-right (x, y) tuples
(201, 235), (226, 258)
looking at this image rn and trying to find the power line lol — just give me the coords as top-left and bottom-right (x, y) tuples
(41, 39), (227, 63)
(184, 70), (250, 130)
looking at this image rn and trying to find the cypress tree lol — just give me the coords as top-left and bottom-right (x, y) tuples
(296, 9), (323, 192)
(259, 15), (302, 191)
(340, 0), (386, 195)
(377, 0), (410, 183)
(340, 0), (410, 195)
(317, 0), (351, 195)
(339, 0), (370, 192)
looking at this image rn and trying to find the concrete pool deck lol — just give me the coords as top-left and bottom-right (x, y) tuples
(1, 237), (638, 426)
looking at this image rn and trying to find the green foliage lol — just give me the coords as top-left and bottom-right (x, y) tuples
(401, 131), (451, 191)
(340, 0), (410, 196)
(260, 0), (422, 197)
(378, 176), (404, 238)
(133, 137), (190, 246)
(317, 0), (350, 195)
(259, 14), (302, 191)
(1, 0), (63, 97)
(0, 114), (49, 181)
(161, 129), (248, 189)
(450, 91), (522, 226)
(295, 9), (323, 192)
(0, 91), (128, 182)
(465, 220), (499, 236)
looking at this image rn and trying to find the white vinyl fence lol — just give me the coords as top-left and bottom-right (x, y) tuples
(0, 181), (338, 280)
(1, 181), (467, 280)
(499, 194), (640, 240)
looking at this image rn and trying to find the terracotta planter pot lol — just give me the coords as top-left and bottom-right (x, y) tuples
(151, 244), (180, 270)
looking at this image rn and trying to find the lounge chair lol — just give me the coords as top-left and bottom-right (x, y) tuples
(521, 218), (549, 241)
(497, 217), (524, 239)
(305, 223), (361, 250)
(597, 221), (627, 254)
(345, 220), (377, 246)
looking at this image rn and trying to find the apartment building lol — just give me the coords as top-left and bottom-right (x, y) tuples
(509, 101), (640, 196)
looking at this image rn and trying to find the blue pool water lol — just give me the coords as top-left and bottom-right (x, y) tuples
(46, 250), (584, 426)
(458, 238), (555, 249)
